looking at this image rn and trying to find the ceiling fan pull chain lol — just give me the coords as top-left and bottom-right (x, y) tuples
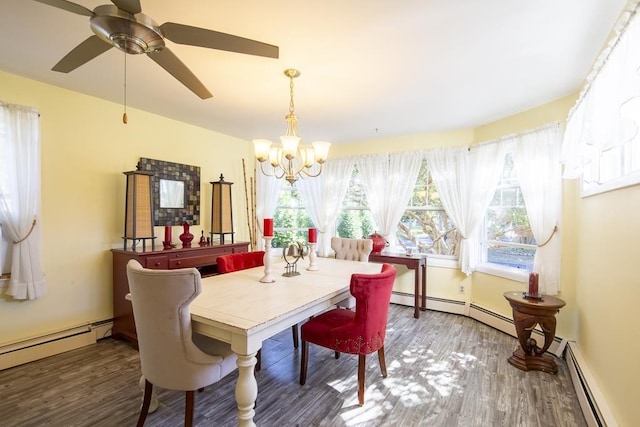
(123, 47), (128, 124)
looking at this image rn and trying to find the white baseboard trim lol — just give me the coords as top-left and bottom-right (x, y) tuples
(566, 343), (618, 427)
(0, 320), (113, 371)
(391, 292), (467, 315)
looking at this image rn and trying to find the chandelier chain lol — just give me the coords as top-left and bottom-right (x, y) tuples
(289, 76), (295, 115)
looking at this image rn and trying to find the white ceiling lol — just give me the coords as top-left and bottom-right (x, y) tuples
(0, 0), (629, 144)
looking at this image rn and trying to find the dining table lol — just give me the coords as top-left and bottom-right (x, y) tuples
(190, 256), (384, 427)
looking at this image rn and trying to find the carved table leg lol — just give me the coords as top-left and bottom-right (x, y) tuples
(235, 352), (258, 427)
(508, 309), (559, 374)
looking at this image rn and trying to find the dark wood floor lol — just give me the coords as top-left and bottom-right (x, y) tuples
(0, 305), (586, 427)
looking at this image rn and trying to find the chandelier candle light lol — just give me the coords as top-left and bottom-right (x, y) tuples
(260, 218), (275, 283)
(253, 69), (331, 185)
(307, 227), (319, 271)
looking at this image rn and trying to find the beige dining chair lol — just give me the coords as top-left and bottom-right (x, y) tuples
(331, 237), (374, 262)
(331, 237), (374, 310)
(126, 260), (238, 427)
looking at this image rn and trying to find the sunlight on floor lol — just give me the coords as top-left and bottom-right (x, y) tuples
(334, 346), (481, 425)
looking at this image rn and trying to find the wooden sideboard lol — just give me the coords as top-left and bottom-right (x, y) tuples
(111, 242), (249, 347)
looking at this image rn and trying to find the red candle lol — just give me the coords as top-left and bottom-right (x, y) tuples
(528, 272), (539, 297)
(308, 228), (317, 243)
(264, 218), (273, 237)
(164, 225), (171, 243)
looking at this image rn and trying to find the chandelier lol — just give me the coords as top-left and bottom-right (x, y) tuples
(253, 69), (330, 185)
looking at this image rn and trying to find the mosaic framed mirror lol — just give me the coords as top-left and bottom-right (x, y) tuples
(137, 158), (200, 226)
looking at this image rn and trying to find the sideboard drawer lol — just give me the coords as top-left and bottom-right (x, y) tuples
(169, 254), (218, 269)
(145, 255), (169, 269)
(168, 246), (235, 269)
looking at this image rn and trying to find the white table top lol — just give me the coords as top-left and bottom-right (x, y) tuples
(190, 257), (383, 354)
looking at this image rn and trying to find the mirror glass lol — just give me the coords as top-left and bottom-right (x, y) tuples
(159, 179), (185, 208)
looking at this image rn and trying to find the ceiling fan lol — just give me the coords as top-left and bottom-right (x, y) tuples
(33, 0), (279, 99)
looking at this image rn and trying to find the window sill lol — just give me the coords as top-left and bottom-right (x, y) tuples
(475, 262), (528, 282)
(425, 255), (459, 269)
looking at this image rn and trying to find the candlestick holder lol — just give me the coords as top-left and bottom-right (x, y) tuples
(307, 242), (319, 271)
(260, 237), (275, 283)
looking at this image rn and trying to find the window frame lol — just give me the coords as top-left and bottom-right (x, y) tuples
(477, 151), (536, 281)
(580, 136), (640, 197)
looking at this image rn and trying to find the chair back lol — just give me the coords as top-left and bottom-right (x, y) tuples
(217, 251), (265, 273)
(126, 260), (231, 391)
(335, 263), (397, 354)
(331, 237), (373, 261)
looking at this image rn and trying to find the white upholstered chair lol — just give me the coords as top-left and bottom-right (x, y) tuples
(331, 237), (373, 262)
(331, 237), (373, 310)
(126, 260), (237, 427)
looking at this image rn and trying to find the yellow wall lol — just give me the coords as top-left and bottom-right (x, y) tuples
(0, 71), (253, 344)
(573, 184), (640, 427)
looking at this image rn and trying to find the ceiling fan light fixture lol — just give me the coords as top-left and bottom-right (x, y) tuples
(110, 33), (147, 54)
(90, 5), (164, 54)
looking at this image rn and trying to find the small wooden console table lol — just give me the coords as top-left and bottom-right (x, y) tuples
(369, 252), (427, 318)
(503, 291), (566, 374)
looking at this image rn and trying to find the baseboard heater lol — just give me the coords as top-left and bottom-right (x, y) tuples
(0, 320), (113, 371)
(566, 344), (618, 427)
(391, 291), (467, 315)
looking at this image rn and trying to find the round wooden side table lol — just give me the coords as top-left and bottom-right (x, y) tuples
(503, 291), (566, 374)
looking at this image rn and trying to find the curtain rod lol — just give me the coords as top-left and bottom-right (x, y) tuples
(469, 121), (561, 150)
(567, 0), (640, 120)
(0, 100), (40, 116)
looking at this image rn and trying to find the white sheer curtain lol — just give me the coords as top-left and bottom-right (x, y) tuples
(254, 165), (281, 250)
(426, 144), (505, 275)
(561, 2), (640, 178)
(0, 102), (46, 300)
(296, 157), (354, 256)
(356, 152), (423, 247)
(512, 124), (563, 295)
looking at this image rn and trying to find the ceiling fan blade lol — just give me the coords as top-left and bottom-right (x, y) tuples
(147, 47), (212, 99)
(52, 35), (113, 73)
(33, 0), (93, 16)
(160, 22), (279, 59)
(111, 0), (142, 15)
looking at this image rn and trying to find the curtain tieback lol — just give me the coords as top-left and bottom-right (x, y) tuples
(13, 219), (36, 244)
(537, 225), (558, 247)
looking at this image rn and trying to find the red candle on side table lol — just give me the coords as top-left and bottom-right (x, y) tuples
(308, 228), (317, 243)
(264, 218), (274, 237)
(528, 272), (539, 297)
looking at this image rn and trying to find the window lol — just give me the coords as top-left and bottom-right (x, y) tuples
(398, 160), (458, 256)
(336, 166), (377, 239)
(272, 182), (313, 249)
(581, 132), (640, 197)
(273, 160), (461, 260)
(482, 152), (536, 271)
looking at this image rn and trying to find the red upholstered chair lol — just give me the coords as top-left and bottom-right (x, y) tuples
(217, 251), (265, 274)
(216, 251), (299, 370)
(299, 263), (397, 406)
